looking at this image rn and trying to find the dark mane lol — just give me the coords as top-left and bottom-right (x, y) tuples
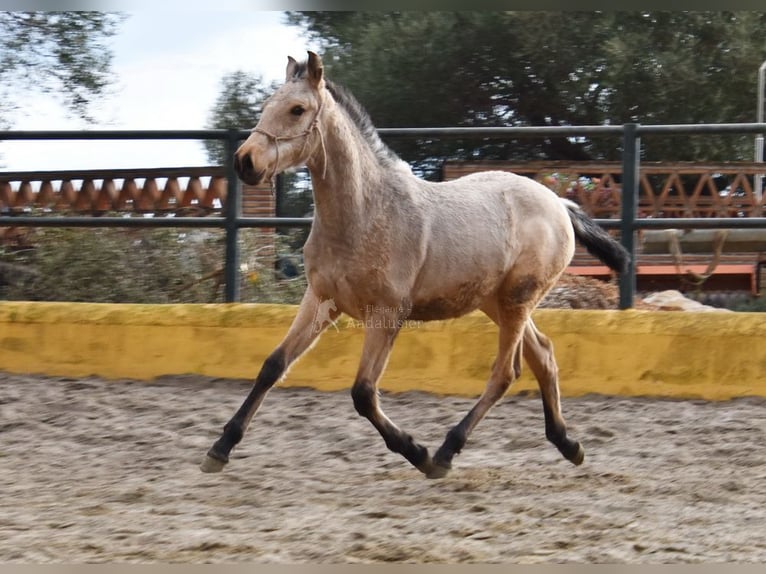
(325, 80), (400, 166)
(290, 61), (399, 166)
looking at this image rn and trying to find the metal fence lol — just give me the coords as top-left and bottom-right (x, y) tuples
(2, 123), (766, 309)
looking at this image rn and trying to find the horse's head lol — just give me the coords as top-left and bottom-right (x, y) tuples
(234, 51), (326, 186)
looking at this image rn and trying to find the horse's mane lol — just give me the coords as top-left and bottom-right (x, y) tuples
(325, 81), (400, 167)
(290, 61), (400, 167)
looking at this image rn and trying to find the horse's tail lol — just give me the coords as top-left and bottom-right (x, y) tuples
(561, 199), (630, 274)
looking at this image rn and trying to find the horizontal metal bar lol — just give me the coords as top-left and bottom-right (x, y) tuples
(0, 216), (315, 228)
(0, 166), (226, 181)
(377, 126), (624, 138)
(629, 217), (766, 230)
(4, 215), (762, 231)
(0, 216), (227, 228)
(384, 124), (766, 137)
(1, 126), (622, 143)
(593, 218), (766, 230)
(0, 130), (251, 141)
(637, 123), (766, 135)
(238, 217), (313, 228)
(4, 123), (766, 143)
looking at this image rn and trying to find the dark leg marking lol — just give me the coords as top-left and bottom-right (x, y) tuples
(351, 378), (430, 469)
(543, 402), (584, 465)
(430, 369), (513, 477)
(350, 377), (376, 417)
(431, 419), (470, 473)
(204, 349), (286, 466)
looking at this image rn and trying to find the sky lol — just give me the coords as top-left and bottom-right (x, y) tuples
(0, 11), (317, 171)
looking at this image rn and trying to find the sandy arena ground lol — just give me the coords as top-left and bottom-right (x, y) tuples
(1, 371), (765, 563)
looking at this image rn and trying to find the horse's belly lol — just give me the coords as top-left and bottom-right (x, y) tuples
(408, 299), (479, 321)
(408, 280), (495, 321)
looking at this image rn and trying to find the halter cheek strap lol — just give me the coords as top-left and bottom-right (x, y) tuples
(252, 96), (328, 187)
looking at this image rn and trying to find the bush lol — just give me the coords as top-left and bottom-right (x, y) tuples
(730, 293), (766, 312)
(0, 226), (307, 304)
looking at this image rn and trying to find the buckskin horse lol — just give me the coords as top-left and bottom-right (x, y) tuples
(201, 52), (629, 479)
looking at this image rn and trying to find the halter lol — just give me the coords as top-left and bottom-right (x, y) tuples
(252, 95), (328, 188)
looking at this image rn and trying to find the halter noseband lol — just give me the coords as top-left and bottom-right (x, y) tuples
(252, 95), (328, 186)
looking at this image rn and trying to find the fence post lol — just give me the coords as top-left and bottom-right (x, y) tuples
(619, 123), (640, 309)
(223, 129), (241, 303)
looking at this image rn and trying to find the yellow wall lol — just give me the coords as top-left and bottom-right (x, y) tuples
(1, 301), (764, 400)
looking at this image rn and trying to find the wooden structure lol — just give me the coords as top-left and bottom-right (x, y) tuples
(444, 161), (766, 294)
(0, 166), (275, 251)
(0, 166), (273, 216)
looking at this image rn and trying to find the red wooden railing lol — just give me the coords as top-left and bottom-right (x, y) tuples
(444, 161), (766, 293)
(443, 161), (766, 218)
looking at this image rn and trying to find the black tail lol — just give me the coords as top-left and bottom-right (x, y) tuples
(563, 200), (630, 274)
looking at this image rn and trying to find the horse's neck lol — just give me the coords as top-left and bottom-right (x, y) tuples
(307, 113), (389, 234)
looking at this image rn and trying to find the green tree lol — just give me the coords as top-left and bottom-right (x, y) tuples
(203, 70), (274, 165)
(0, 12), (124, 126)
(287, 11), (766, 175)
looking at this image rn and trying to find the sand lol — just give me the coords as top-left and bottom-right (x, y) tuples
(1, 371), (765, 563)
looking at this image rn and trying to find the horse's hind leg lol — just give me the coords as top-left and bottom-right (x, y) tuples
(523, 317), (584, 465)
(351, 320), (438, 475)
(201, 286), (339, 473)
(429, 303), (529, 479)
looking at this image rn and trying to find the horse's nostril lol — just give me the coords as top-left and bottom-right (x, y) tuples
(240, 154), (253, 176)
(234, 153), (254, 178)
(233, 152), (263, 184)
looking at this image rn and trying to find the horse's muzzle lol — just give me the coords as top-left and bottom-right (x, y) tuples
(233, 152), (265, 186)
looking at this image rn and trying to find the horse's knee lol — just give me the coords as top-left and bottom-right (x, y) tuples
(351, 378), (376, 417)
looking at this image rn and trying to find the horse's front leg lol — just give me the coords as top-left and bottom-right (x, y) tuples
(200, 286), (339, 473)
(351, 319), (439, 476)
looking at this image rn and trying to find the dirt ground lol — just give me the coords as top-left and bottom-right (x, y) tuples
(1, 371), (765, 563)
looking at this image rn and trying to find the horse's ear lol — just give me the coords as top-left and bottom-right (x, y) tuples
(286, 56), (298, 81)
(307, 50), (324, 88)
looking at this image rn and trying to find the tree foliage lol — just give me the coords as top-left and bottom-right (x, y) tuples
(203, 71), (275, 165)
(287, 11), (766, 173)
(0, 11), (123, 125)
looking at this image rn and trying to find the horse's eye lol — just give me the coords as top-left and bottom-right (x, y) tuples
(290, 105), (305, 116)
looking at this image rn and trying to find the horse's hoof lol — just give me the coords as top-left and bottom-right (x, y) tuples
(200, 454), (227, 473)
(425, 464), (451, 479)
(418, 459), (451, 479)
(569, 443), (585, 466)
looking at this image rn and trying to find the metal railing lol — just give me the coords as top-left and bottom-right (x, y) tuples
(3, 123), (766, 308)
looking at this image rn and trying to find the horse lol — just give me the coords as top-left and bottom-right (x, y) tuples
(201, 51), (629, 479)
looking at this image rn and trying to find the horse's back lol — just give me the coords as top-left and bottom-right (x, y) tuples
(436, 169), (561, 204)
(424, 169), (571, 238)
